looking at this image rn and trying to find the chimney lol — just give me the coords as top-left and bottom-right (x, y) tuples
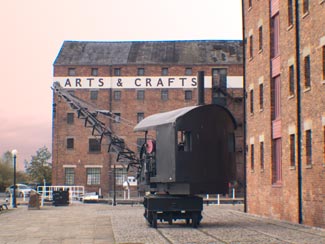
(197, 71), (205, 105)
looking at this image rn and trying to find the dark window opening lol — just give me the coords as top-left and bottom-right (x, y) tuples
(288, 0), (294, 26)
(177, 131), (192, 152)
(68, 68), (76, 76)
(91, 68), (98, 76)
(67, 138), (74, 150)
(260, 141), (264, 169)
(250, 89), (254, 114)
(137, 112), (144, 123)
(90, 90), (98, 100)
(258, 26), (263, 51)
(114, 91), (121, 100)
(162, 68), (168, 76)
(303, 0), (309, 14)
(137, 90), (145, 100)
(137, 68), (145, 76)
(67, 113), (74, 124)
(114, 68), (121, 76)
(289, 65), (295, 95)
(304, 55), (311, 88)
(113, 113), (121, 123)
(272, 138), (282, 184)
(89, 139), (101, 152)
(161, 89), (168, 101)
(185, 90), (192, 100)
(185, 68), (192, 75)
(259, 83), (264, 110)
(271, 14), (280, 58)
(306, 130), (312, 165)
(290, 134), (296, 167)
(251, 144), (254, 170)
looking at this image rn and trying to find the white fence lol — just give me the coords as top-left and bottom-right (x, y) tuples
(37, 185), (85, 205)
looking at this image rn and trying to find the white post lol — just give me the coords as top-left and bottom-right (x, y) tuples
(217, 194), (220, 205)
(206, 194), (209, 199)
(232, 188), (235, 199)
(41, 179), (46, 207)
(127, 187), (130, 200)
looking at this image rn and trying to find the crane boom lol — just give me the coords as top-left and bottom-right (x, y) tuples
(52, 82), (141, 173)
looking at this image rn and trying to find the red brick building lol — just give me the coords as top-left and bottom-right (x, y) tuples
(243, 0), (325, 227)
(52, 40), (244, 198)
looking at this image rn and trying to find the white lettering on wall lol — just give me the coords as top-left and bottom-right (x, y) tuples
(54, 76), (243, 89)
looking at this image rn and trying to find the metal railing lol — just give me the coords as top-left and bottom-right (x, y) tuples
(37, 185), (85, 206)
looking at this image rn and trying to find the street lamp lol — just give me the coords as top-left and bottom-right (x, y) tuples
(11, 149), (18, 208)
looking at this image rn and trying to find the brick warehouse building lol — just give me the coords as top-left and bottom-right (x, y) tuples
(52, 40), (244, 198)
(243, 0), (325, 227)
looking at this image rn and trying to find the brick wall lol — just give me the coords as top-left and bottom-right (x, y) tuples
(244, 0), (325, 228)
(53, 63), (244, 197)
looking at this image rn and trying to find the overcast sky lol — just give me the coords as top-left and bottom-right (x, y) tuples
(0, 0), (242, 170)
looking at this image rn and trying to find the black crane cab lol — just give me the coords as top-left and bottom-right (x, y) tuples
(134, 104), (237, 228)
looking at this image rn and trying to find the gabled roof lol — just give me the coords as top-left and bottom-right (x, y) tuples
(53, 40), (243, 66)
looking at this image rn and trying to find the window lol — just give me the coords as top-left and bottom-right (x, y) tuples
(89, 139), (101, 152)
(260, 141), (264, 170)
(289, 65), (295, 95)
(162, 68), (168, 76)
(271, 76), (281, 120)
(68, 68), (76, 76)
(137, 112), (144, 123)
(271, 14), (280, 58)
(177, 131), (192, 152)
(114, 167), (127, 185)
(303, 0), (309, 14)
(306, 129), (312, 165)
(185, 90), (192, 100)
(288, 0), (294, 26)
(90, 90), (98, 100)
(137, 68), (145, 76)
(304, 55), (311, 88)
(114, 68), (121, 76)
(137, 90), (145, 100)
(87, 168), (101, 185)
(272, 138), (282, 184)
(249, 35), (253, 58)
(185, 68), (192, 75)
(258, 26), (263, 51)
(322, 46), (325, 80)
(65, 168), (75, 185)
(259, 83), (263, 110)
(113, 113), (121, 123)
(250, 89), (254, 114)
(114, 91), (121, 100)
(290, 134), (296, 167)
(67, 138), (74, 150)
(67, 113), (74, 124)
(251, 144), (255, 170)
(161, 89), (168, 101)
(91, 68), (98, 76)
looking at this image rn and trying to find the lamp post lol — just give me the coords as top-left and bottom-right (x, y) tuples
(11, 149), (18, 208)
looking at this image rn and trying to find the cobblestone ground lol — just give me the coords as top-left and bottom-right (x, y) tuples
(109, 204), (325, 244)
(0, 203), (324, 244)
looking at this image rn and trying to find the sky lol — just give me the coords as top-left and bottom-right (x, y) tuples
(0, 0), (242, 170)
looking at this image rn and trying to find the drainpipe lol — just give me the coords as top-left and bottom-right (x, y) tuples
(295, 0), (303, 224)
(241, 0), (247, 213)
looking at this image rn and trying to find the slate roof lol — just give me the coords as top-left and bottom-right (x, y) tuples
(53, 40), (243, 66)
